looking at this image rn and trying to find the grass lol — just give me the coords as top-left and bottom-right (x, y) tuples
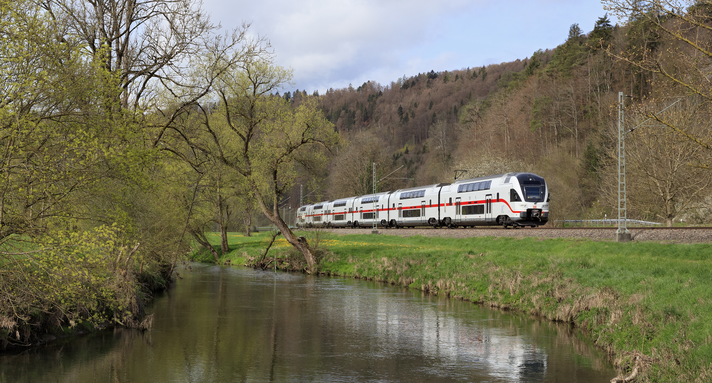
(191, 230), (712, 382)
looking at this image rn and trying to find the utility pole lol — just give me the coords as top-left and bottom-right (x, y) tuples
(617, 92), (631, 242)
(616, 93), (682, 242)
(372, 162), (379, 234)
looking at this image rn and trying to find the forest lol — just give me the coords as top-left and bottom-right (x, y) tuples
(1, 0), (712, 347)
(303, 2), (712, 229)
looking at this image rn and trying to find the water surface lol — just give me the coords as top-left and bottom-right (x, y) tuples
(0, 264), (615, 382)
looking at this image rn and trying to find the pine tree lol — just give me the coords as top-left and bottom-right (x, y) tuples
(588, 14), (613, 50)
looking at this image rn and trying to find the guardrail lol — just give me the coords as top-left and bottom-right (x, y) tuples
(554, 219), (661, 227)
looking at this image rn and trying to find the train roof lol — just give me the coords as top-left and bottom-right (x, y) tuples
(353, 191), (391, 199)
(392, 183), (441, 193)
(452, 172), (544, 185)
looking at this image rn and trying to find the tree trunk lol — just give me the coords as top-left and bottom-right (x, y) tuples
(216, 177), (231, 255)
(220, 223), (229, 255)
(252, 189), (317, 273)
(190, 230), (220, 263)
(243, 212), (252, 237)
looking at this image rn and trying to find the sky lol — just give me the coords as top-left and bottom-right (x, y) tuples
(202, 0), (614, 94)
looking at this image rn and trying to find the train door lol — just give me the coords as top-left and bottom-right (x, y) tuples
(421, 201), (426, 224)
(455, 197), (462, 223)
(398, 203), (402, 219)
(485, 194), (493, 222)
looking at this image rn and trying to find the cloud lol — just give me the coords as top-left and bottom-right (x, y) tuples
(203, 0), (608, 93)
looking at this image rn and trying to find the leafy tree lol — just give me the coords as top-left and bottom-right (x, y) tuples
(182, 54), (338, 272)
(0, 0), (198, 342)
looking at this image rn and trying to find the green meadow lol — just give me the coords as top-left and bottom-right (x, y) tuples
(192, 231), (712, 382)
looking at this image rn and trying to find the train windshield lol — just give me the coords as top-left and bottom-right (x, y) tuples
(516, 174), (546, 203)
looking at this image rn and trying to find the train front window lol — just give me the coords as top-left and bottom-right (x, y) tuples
(523, 186), (543, 201)
(516, 173), (546, 203)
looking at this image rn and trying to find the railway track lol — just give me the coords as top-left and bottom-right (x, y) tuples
(319, 226), (712, 243)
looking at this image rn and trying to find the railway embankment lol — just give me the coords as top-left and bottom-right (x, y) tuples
(196, 230), (712, 383)
(323, 226), (712, 243)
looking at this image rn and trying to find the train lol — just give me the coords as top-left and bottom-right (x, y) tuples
(296, 172), (549, 229)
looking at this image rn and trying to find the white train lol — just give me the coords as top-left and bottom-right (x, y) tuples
(296, 172), (549, 229)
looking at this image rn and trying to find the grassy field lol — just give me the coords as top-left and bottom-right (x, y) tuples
(192, 230), (712, 382)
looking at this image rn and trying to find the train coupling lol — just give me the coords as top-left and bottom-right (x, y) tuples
(520, 209), (547, 220)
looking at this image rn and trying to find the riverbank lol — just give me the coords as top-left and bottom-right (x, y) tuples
(0, 229), (173, 350)
(192, 231), (712, 382)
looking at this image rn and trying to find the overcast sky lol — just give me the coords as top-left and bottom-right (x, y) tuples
(202, 0), (613, 94)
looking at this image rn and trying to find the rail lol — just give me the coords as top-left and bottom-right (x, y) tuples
(554, 219), (661, 228)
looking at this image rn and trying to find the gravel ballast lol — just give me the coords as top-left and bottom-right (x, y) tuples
(320, 227), (712, 243)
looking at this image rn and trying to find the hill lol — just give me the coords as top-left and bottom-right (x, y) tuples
(290, 12), (712, 227)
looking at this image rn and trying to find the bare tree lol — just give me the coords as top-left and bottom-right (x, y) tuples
(604, 0), (712, 163)
(38, 0), (232, 110)
(625, 101), (712, 226)
(329, 131), (401, 198)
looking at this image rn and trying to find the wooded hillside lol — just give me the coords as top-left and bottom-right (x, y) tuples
(296, 8), (712, 227)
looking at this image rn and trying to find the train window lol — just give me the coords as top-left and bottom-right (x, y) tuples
(547, 192), (551, 202)
(333, 201), (347, 207)
(402, 209), (421, 218)
(314, 205), (323, 210)
(458, 181), (492, 193)
(510, 189), (522, 202)
(463, 205), (485, 215)
(362, 196), (378, 204)
(335, 214), (345, 221)
(400, 190), (425, 199)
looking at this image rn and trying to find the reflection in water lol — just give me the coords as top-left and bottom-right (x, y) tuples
(0, 264), (614, 382)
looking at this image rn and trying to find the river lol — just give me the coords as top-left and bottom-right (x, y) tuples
(0, 264), (615, 382)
